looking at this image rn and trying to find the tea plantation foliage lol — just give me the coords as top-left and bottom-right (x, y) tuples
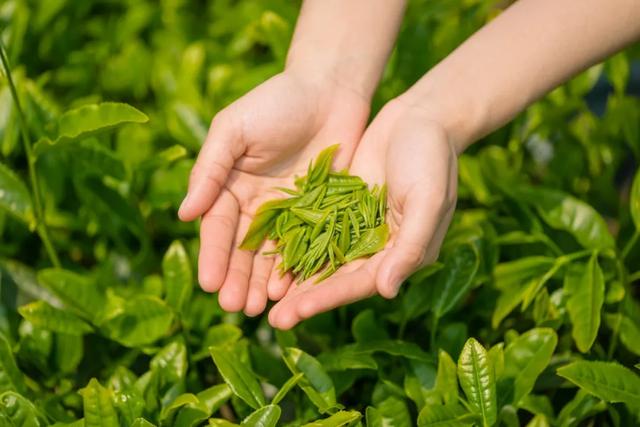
(1, 1), (640, 426)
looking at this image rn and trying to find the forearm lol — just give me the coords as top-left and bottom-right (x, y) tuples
(286, 0), (407, 101)
(400, 0), (640, 152)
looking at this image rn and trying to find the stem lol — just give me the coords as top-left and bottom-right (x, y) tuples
(622, 231), (639, 260)
(0, 40), (60, 267)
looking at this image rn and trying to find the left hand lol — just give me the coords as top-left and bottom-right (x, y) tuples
(268, 99), (459, 329)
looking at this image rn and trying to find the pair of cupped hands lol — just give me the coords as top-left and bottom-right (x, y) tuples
(178, 69), (458, 329)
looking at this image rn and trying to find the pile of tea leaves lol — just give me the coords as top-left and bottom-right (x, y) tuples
(240, 145), (389, 282)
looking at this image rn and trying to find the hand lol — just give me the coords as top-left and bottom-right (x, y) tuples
(268, 99), (459, 329)
(178, 70), (370, 316)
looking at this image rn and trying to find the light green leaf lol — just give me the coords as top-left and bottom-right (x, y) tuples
(162, 240), (193, 315)
(210, 343), (265, 409)
(372, 396), (412, 427)
(0, 161), (33, 226)
(18, 300), (93, 335)
(151, 340), (188, 386)
(101, 296), (174, 347)
(432, 244), (479, 318)
(56, 102), (148, 142)
(0, 391), (47, 426)
(500, 328), (557, 405)
(37, 268), (105, 322)
(0, 333), (26, 394)
(283, 347), (336, 413)
(194, 324), (243, 361)
(272, 373), (303, 405)
(54, 333), (84, 373)
(512, 186), (614, 250)
(557, 361), (640, 407)
(302, 410), (361, 427)
(132, 419), (157, 427)
(564, 255), (604, 353)
(417, 403), (475, 427)
(525, 414), (550, 427)
(172, 384), (233, 427)
(79, 378), (119, 427)
(435, 350), (459, 406)
(241, 404), (281, 427)
(457, 338), (497, 427)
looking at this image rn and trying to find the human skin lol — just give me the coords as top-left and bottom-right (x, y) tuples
(267, 0), (640, 329)
(178, 0), (407, 316)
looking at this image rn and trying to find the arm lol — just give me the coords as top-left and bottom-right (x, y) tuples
(179, 0), (406, 317)
(268, 0), (640, 329)
(286, 0), (407, 102)
(401, 0), (640, 153)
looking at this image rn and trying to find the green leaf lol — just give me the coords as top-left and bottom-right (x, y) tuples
(432, 244), (479, 318)
(511, 186), (614, 250)
(283, 347), (336, 413)
(564, 255), (604, 353)
(37, 268), (106, 321)
(172, 384), (233, 427)
(631, 168), (640, 230)
(101, 296), (174, 347)
(417, 403), (475, 427)
(79, 378), (119, 427)
(151, 340), (188, 386)
(56, 102), (148, 142)
(434, 350), (459, 406)
(0, 161), (33, 226)
(70, 138), (127, 180)
(241, 404), (281, 427)
(302, 410), (361, 427)
(556, 389), (606, 427)
(372, 396), (412, 427)
(239, 208), (280, 250)
(557, 360), (640, 407)
(162, 240), (193, 315)
(500, 328), (557, 405)
(0, 391), (48, 426)
(18, 300), (93, 335)
(210, 343), (265, 409)
(0, 333), (26, 394)
(457, 338), (497, 427)
(272, 373), (303, 405)
(345, 224), (389, 262)
(132, 419), (157, 427)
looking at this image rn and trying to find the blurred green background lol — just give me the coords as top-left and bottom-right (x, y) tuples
(1, 0), (640, 426)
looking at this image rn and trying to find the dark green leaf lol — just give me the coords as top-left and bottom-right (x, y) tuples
(0, 161), (33, 226)
(283, 347), (336, 413)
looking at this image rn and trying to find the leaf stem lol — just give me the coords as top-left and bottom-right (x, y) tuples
(0, 40), (60, 267)
(621, 231), (639, 260)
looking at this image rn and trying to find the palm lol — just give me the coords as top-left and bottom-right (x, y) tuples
(268, 101), (458, 329)
(180, 71), (370, 316)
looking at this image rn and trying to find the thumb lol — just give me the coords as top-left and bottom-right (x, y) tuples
(178, 113), (244, 221)
(376, 187), (451, 299)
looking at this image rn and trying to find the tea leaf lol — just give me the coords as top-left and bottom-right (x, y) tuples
(345, 224), (389, 262)
(210, 344), (265, 409)
(457, 338), (497, 427)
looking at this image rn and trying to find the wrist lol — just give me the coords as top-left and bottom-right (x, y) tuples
(285, 43), (382, 104)
(395, 73), (489, 154)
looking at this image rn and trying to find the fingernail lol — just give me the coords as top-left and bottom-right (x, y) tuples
(179, 193), (191, 213)
(390, 276), (403, 296)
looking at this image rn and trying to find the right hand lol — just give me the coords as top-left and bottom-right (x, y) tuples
(178, 69), (371, 316)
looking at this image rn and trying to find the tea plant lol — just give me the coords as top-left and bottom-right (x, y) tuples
(1, 1), (640, 426)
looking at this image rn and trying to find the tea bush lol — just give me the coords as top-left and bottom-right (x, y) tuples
(1, 1), (640, 426)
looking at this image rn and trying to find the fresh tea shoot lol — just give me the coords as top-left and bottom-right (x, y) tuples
(240, 145), (389, 281)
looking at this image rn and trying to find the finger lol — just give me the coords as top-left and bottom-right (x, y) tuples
(266, 255), (293, 301)
(179, 113), (244, 221)
(377, 206), (454, 299)
(198, 191), (239, 292)
(218, 215), (253, 312)
(268, 256), (380, 330)
(244, 242), (275, 317)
